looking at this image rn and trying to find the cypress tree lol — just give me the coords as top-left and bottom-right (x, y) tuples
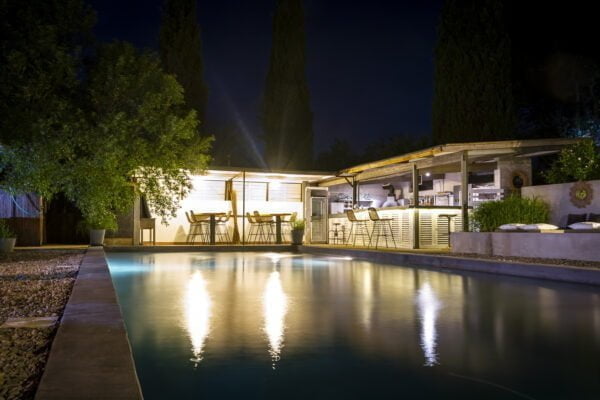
(432, 0), (516, 143)
(262, 0), (313, 170)
(159, 0), (208, 124)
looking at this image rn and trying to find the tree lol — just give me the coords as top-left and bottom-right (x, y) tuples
(262, 0), (313, 170)
(432, 0), (516, 143)
(0, 0), (212, 230)
(159, 0), (208, 125)
(544, 140), (600, 183)
(315, 138), (358, 171)
(65, 42), (212, 229)
(0, 0), (94, 198)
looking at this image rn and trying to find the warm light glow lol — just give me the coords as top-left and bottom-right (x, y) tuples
(416, 282), (440, 366)
(184, 272), (212, 365)
(263, 271), (288, 368)
(425, 172), (431, 177)
(270, 180), (281, 189)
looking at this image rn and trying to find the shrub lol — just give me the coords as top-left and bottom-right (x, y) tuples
(472, 196), (550, 232)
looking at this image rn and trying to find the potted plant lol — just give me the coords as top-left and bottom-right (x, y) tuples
(0, 219), (17, 253)
(291, 219), (305, 245)
(84, 212), (117, 246)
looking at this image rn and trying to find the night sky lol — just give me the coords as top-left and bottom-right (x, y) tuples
(88, 0), (443, 156)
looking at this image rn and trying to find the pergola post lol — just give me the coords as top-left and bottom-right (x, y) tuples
(412, 163), (419, 249)
(461, 151), (469, 232)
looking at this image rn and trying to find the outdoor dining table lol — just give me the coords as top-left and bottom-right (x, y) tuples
(194, 212), (226, 245)
(266, 213), (292, 244)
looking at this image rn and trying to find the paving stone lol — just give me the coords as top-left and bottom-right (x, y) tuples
(1, 316), (58, 329)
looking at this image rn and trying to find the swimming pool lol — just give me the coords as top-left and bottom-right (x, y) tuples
(106, 252), (600, 399)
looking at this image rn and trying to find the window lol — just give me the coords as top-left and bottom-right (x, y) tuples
(269, 183), (301, 202)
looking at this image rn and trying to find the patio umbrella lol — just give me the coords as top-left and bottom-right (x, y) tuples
(231, 189), (240, 243)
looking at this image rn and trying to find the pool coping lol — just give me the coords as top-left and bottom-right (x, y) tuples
(105, 244), (296, 252)
(35, 247), (143, 400)
(300, 245), (600, 286)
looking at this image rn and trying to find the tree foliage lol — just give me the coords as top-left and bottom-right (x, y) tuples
(0, 1), (212, 230)
(262, 0), (313, 170)
(544, 140), (600, 184)
(432, 0), (516, 143)
(159, 0), (208, 125)
(315, 134), (432, 171)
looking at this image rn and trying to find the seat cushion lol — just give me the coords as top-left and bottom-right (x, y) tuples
(568, 221), (600, 230)
(566, 213), (587, 226)
(498, 223), (525, 231)
(520, 223), (559, 231)
(588, 213), (600, 223)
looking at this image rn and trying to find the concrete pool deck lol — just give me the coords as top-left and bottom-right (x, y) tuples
(35, 247), (142, 400)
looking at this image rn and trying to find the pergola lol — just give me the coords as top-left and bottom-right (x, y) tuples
(317, 138), (580, 233)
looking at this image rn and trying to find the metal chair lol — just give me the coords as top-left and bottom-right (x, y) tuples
(186, 211), (209, 244)
(253, 211), (275, 243)
(216, 211), (232, 243)
(346, 209), (371, 247)
(367, 208), (397, 249)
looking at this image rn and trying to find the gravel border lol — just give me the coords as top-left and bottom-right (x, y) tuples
(0, 250), (84, 400)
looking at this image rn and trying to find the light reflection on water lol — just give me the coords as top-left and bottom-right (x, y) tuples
(107, 252), (600, 400)
(263, 271), (288, 368)
(184, 271), (211, 365)
(416, 282), (440, 366)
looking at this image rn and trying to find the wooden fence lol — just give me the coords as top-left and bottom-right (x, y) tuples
(0, 191), (43, 246)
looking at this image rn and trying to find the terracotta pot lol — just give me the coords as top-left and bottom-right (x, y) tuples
(0, 238), (16, 253)
(89, 229), (106, 246)
(291, 229), (304, 245)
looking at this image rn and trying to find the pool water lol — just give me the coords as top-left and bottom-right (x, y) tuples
(106, 252), (600, 399)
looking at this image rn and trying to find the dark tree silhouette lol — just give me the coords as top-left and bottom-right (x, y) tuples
(432, 0), (516, 143)
(159, 0), (208, 125)
(262, 0), (313, 170)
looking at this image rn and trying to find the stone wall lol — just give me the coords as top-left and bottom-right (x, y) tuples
(522, 180), (600, 227)
(451, 231), (600, 262)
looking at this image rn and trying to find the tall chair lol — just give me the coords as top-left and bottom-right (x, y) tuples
(346, 209), (371, 247)
(253, 211), (275, 243)
(246, 212), (262, 243)
(186, 211), (209, 244)
(216, 211), (232, 243)
(367, 207), (397, 249)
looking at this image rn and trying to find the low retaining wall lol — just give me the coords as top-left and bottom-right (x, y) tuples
(451, 231), (600, 262)
(522, 180), (600, 227)
(301, 245), (600, 286)
(35, 247), (142, 400)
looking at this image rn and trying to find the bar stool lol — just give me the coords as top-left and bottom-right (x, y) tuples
(346, 209), (371, 247)
(246, 212), (260, 243)
(438, 214), (457, 248)
(329, 222), (346, 245)
(367, 208), (397, 249)
(254, 211), (275, 243)
(186, 211), (209, 244)
(216, 211), (232, 243)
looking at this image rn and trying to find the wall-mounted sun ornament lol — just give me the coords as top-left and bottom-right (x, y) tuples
(570, 181), (593, 208)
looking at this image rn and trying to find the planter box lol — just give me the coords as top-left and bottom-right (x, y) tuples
(450, 232), (492, 255)
(451, 231), (600, 262)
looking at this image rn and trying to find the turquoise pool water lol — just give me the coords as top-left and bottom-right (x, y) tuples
(106, 252), (600, 399)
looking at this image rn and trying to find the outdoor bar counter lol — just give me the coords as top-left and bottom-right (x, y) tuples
(328, 206), (467, 249)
